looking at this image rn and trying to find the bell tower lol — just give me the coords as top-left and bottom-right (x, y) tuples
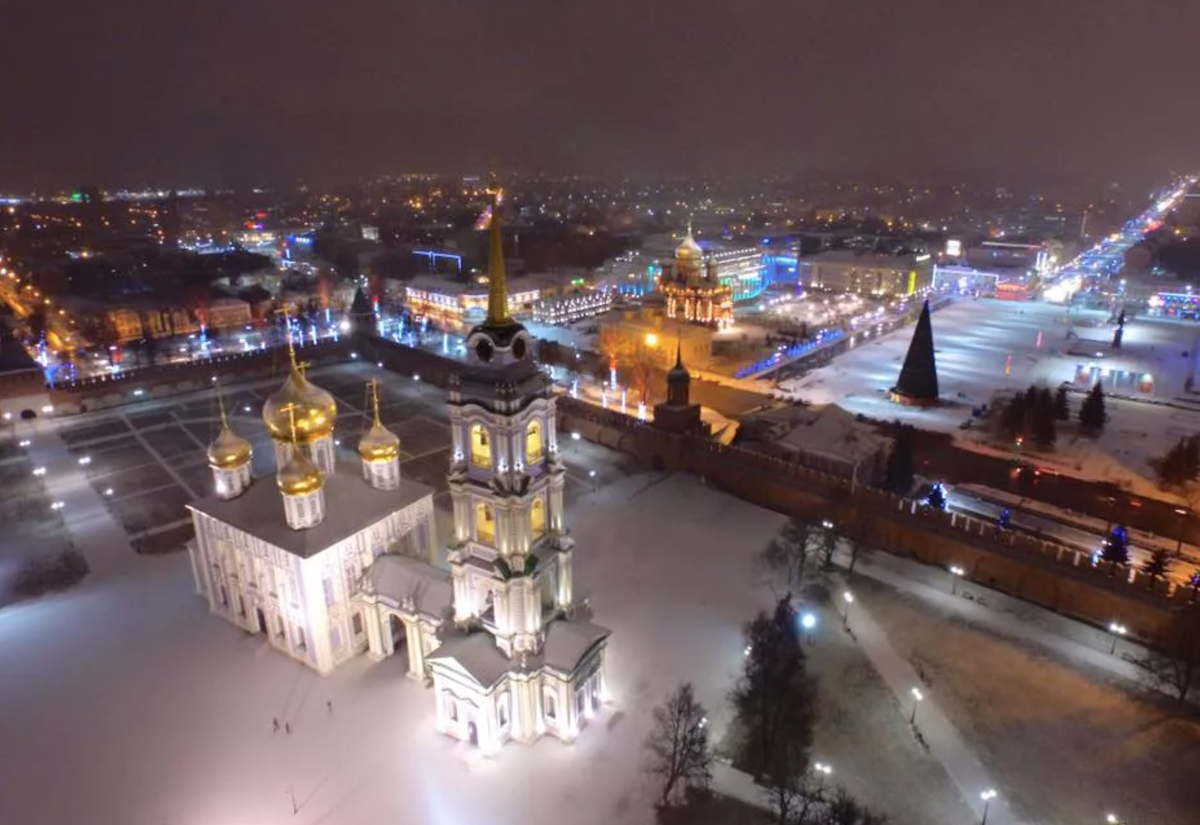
(446, 184), (572, 659)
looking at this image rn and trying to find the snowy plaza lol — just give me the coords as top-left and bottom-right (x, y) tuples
(2, 356), (1200, 825)
(783, 298), (1200, 494)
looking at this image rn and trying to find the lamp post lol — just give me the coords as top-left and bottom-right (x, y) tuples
(1105, 814), (1120, 825)
(949, 565), (965, 595)
(980, 789), (997, 825)
(812, 762), (832, 793)
(842, 591), (854, 629)
(801, 612), (816, 645)
(1108, 622), (1127, 656)
(1175, 507), (1189, 556)
(909, 687), (924, 724)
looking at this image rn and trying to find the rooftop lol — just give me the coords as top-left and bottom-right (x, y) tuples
(368, 554), (452, 621)
(804, 249), (931, 268)
(187, 462), (434, 559)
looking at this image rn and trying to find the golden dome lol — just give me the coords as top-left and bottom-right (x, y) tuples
(359, 422), (400, 463)
(676, 225), (703, 261)
(277, 452), (324, 496)
(262, 366), (338, 443)
(208, 425), (252, 469)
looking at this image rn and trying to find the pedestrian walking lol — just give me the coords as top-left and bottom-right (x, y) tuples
(285, 722), (291, 735)
(272, 717), (280, 733)
(326, 700), (333, 714)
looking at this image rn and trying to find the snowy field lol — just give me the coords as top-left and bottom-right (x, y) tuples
(781, 298), (1200, 496)
(0, 364), (963, 825)
(3, 361), (1194, 825)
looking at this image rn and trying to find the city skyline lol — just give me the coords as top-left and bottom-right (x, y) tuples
(2, 0), (1198, 190)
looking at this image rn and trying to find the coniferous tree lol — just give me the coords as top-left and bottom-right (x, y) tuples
(1033, 387), (1056, 446)
(1141, 547), (1173, 581)
(1079, 382), (1107, 436)
(884, 424), (915, 495)
(1001, 394), (1027, 440)
(1053, 385), (1071, 422)
(1102, 525), (1131, 565)
(730, 598), (817, 785)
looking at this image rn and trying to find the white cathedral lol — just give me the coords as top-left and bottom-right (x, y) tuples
(186, 195), (610, 753)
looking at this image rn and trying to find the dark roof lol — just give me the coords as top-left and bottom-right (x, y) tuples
(542, 619), (611, 675)
(187, 462), (434, 559)
(429, 632), (515, 689)
(368, 554), (452, 620)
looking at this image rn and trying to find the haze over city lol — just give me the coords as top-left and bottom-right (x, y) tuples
(3, 4), (1200, 825)
(3, 0), (1200, 189)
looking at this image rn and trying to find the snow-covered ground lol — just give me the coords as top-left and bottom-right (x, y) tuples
(0, 365), (971, 825)
(781, 298), (1200, 497)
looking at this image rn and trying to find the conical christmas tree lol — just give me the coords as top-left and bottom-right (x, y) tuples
(890, 300), (939, 405)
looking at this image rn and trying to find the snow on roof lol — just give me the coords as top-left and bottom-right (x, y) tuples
(367, 554), (452, 620)
(187, 464), (434, 559)
(777, 405), (889, 464)
(428, 632), (514, 689)
(541, 619), (611, 676)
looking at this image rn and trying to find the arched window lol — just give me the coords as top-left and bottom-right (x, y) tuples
(544, 689), (557, 720)
(470, 423), (491, 469)
(530, 497), (546, 539)
(526, 419), (544, 464)
(475, 502), (495, 544)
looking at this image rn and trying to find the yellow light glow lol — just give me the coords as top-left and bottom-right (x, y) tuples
(644, 333), (659, 347)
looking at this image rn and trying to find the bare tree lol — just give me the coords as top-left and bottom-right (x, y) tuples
(1133, 613), (1200, 704)
(763, 518), (814, 589)
(817, 788), (889, 825)
(816, 522), (839, 570)
(645, 682), (713, 807)
(845, 510), (877, 576)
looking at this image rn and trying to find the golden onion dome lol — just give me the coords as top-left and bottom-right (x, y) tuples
(359, 422), (400, 463)
(276, 452), (324, 496)
(262, 366), (338, 443)
(676, 229), (703, 262)
(207, 425), (252, 469)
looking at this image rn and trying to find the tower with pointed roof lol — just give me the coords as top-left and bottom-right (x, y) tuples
(359, 379), (401, 490)
(208, 385), (253, 500)
(429, 185), (610, 753)
(262, 317), (338, 477)
(653, 342), (706, 435)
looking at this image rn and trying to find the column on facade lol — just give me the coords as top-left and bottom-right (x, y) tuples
(365, 601), (387, 661)
(403, 616), (427, 680)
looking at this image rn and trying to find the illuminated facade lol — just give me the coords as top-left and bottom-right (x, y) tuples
(404, 275), (541, 322)
(662, 225), (734, 328)
(708, 247), (766, 302)
(429, 193), (610, 753)
(801, 250), (933, 297)
(531, 288), (614, 325)
(186, 366), (439, 676)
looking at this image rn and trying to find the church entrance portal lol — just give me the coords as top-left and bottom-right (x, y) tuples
(255, 608), (268, 635)
(389, 614), (406, 649)
(467, 721), (478, 746)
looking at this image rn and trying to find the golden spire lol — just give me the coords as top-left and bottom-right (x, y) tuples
(216, 381), (230, 429)
(485, 187), (512, 327)
(369, 378), (383, 427)
(278, 305), (300, 373)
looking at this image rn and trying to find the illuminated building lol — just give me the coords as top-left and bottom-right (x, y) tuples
(662, 224), (734, 328)
(186, 195), (610, 753)
(186, 365), (438, 676)
(430, 192), (609, 752)
(801, 250), (933, 297)
(707, 247), (767, 302)
(404, 274), (541, 322)
(531, 289), (614, 325)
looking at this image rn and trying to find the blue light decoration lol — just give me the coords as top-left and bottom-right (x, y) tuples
(734, 329), (845, 379)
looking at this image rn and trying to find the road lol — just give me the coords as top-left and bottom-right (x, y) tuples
(946, 484), (1199, 584)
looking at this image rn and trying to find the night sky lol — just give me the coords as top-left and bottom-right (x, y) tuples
(2, 0), (1196, 190)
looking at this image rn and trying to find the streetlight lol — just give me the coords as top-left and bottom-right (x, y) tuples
(1108, 622), (1128, 656)
(909, 687), (924, 724)
(812, 761), (832, 792)
(1174, 507), (1189, 555)
(842, 591), (854, 628)
(949, 565), (965, 595)
(801, 612), (816, 644)
(1105, 814), (1120, 825)
(980, 789), (998, 825)
(588, 469), (597, 490)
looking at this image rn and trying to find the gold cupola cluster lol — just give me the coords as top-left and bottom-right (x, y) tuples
(262, 337), (338, 443)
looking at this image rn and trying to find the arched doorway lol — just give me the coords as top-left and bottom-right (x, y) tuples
(389, 614), (406, 650)
(255, 607), (268, 636)
(467, 721), (478, 746)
